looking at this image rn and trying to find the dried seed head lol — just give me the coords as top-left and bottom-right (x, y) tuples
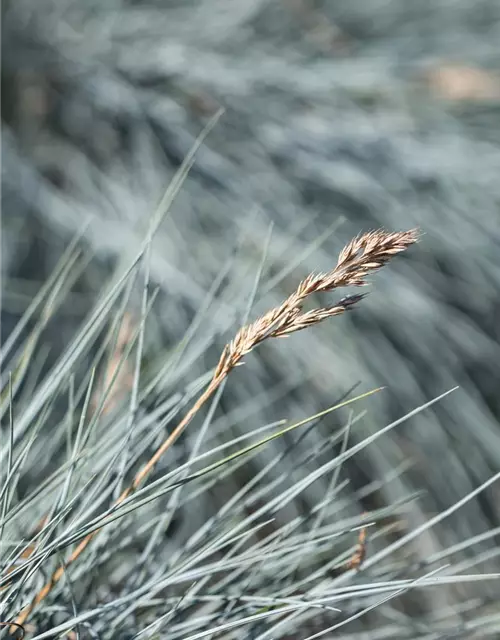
(214, 228), (418, 378)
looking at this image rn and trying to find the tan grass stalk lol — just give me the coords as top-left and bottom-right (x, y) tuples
(14, 228), (418, 628)
(91, 312), (135, 417)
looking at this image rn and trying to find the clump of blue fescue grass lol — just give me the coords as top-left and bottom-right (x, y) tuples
(4, 8), (500, 635)
(2, 127), (500, 639)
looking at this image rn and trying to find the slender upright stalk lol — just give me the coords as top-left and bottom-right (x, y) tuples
(14, 228), (418, 628)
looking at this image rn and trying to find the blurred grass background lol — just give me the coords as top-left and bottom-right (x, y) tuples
(2, 1), (500, 637)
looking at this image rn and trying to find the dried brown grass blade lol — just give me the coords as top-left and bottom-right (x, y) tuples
(14, 228), (418, 627)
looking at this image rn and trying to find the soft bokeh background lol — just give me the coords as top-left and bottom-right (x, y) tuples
(3, 0), (500, 635)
